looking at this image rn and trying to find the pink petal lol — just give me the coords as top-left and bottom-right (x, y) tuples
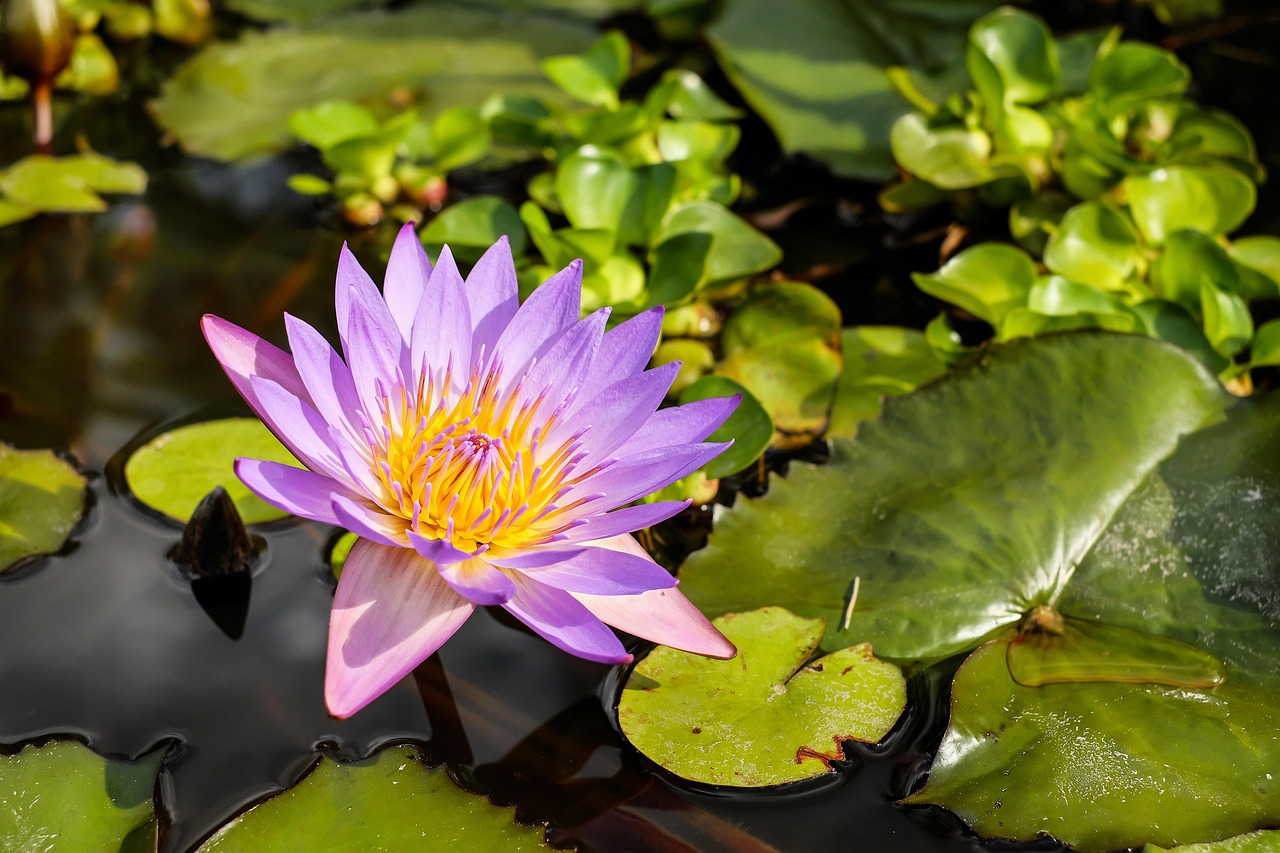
(557, 500), (691, 544)
(246, 374), (350, 483)
(574, 307), (663, 404)
(234, 458), (352, 526)
(410, 245), (473, 380)
(501, 575), (632, 665)
(571, 535), (735, 659)
(383, 223), (432, 340)
(437, 557), (515, 605)
(202, 314), (311, 411)
(517, 544), (677, 596)
(326, 539), (474, 718)
(333, 494), (408, 547)
(492, 259), (582, 376)
(612, 395), (740, 458)
(284, 314), (363, 445)
(465, 236), (519, 352)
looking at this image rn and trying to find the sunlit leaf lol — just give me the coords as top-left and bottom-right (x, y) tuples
(912, 243), (1037, 326)
(0, 445), (86, 573)
(421, 197), (528, 264)
(618, 608), (905, 787)
(1125, 166), (1256, 244)
(1042, 201), (1140, 290)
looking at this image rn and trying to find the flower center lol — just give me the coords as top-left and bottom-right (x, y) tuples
(366, 358), (592, 555)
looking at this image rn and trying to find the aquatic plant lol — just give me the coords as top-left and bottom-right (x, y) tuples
(202, 227), (739, 717)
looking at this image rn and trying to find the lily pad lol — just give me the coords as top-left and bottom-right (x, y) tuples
(0, 444), (86, 573)
(679, 374), (772, 479)
(199, 745), (551, 850)
(717, 333), (841, 446)
(617, 607), (905, 787)
(1146, 831), (1280, 852)
(0, 740), (162, 850)
(680, 333), (1226, 660)
(124, 418), (299, 523)
(827, 326), (947, 437)
(150, 3), (599, 161)
(707, 0), (999, 180)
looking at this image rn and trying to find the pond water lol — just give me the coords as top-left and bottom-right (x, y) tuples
(4, 6), (1280, 848)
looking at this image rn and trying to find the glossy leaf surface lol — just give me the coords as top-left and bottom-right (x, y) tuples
(0, 444), (86, 572)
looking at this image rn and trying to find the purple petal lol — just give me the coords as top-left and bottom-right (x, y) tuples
(326, 539), (474, 718)
(335, 244), (401, 363)
(345, 290), (403, 423)
(246, 374), (349, 482)
(557, 500), (691, 544)
(612, 395), (740, 458)
(333, 494), (408, 547)
(501, 575), (632, 665)
(284, 314), (363, 444)
(561, 362), (679, 460)
(383, 223), (432, 341)
(408, 530), (484, 566)
(523, 308), (609, 402)
(570, 535), (736, 659)
(437, 557), (516, 605)
(492, 260), (582, 376)
(234, 458), (351, 526)
(575, 442), (732, 514)
(466, 236), (519, 352)
(202, 314), (311, 411)
(518, 545), (678, 596)
(410, 245), (473, 380)
(483, 547), (587, 569)
(574, 307), (663, 405)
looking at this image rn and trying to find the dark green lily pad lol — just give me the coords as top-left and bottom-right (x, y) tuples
(617, 607), (905, 787)
(151, 3), (598, 161)
(0, 740), (162, 850)
(198, 745), (551, 850)
(1146, 831), (1280, 852)
(717, 333), (841, 446)
(706, 0), (999, 180)
(681, 333), (1226, 661)
(0, 444), (86, 573)
(124, 418), (299, 523)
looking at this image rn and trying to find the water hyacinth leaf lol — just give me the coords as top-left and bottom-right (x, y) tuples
(1146, 830), (1280, 852)
(124, 419), (300, 523)
(151, 3), (599, 161)
(1056, 26), (1112, 95)
(541, 30), (629, 108)
(428, 106), (491, 171)
(827, 326), (947, 437)
(198, 745), (551, 850)
(1200, 282), (1253, 358)
(1088, 41), (1190, 111)
(680, 333), (1226, 659)
(1228, 236), (1280, 290)
(966, 7), (1059, 108)
(555, 145), (638, 232)
(1009, 190), (1073, 255)
(0, 445), (86, 573)
(654, 339), (716, 397)
(1025, 275), (1135, 319)
(1133, 300), (1230, 373)
(288, 101), (381, 150)
(652, 201), (780, 291)
(890, 113), (1004, 190)
(1125, 166), (1256, 244)
(707, 0), (999, 180)
(912, 243), (1037, 326)
(717, 334), (841, 446)
(420, 197), (527, 264)
(907, 641), (1280, 852)
(618, 607), (905, 787)
(680, 375), (771, 479)
(1005, 616), (1225, 687)
(1042, 201), (1141, 290)
(322, 111), (416, 182)
(721, 282), (840, 357)
(1153, 229), (1248, 307)
(661, 68), (743, 122)
(1250, 319), (1280, 367)
(0, 740), (162, 850)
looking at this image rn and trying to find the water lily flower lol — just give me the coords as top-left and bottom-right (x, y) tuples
(202, 226), (739, 718)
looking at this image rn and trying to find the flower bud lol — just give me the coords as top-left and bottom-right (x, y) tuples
(0, 0), (77, 86)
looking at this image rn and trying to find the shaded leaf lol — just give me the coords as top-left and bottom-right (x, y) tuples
(679, 374), (772, 479)
(828, 326), (946, 437)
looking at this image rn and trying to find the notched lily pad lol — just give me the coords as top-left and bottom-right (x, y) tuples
(198, 745), (551, 850)
(0, 444), (86, 573)
(124, 418), (298, 523)
(0, 740), (162, 851)
(617, 607), (905, 788)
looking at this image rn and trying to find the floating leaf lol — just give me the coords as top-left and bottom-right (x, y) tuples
(828, 326), (946, 436)
(889, 113), (998, 190)
(717, 334), (841, 445)
(0, 740), (161, 850)
(720, 282), (840, 356)
(0, 444), (86, 573)
(0, 154), (146, 214)
(679, 374), (772, 479)
(652, 201), (780, 291)
(124, 419), (299, 523)
(198, 745), (551, 850)
(618, 607), (905, 787)
(966, 7), (1059, 109)
(1146, 831), (1280, 852)
(707, 0), (999, 180)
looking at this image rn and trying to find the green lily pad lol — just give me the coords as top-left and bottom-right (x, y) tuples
(0, 154), (147, 215)
(680, 333), (1226, 660)
(0, 444), (86, 573)
(1125, 165), (1256, 244)
(706, 0), (999, 180)
(717, 333), (841, 446)
(124, 418), (299, 523)
(1146, 831), (1280, 852)
(721, 282), (841, 356)
(617, 607), (905, 787)
(0, 740), (162, 850)
(827, 326), (947, 437)
(198, 745), (551, 850)
(151, 3), (599, 161)
(679, 374), (772, 479)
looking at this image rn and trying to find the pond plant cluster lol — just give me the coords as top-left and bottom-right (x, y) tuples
(4, 0), (1280, 851)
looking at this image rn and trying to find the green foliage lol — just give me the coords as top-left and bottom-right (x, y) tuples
(882, 9), (1270, 380)
(0, 153), (146, 227)
(618, 607), (905, 787)
(0, 444), (86, 572)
